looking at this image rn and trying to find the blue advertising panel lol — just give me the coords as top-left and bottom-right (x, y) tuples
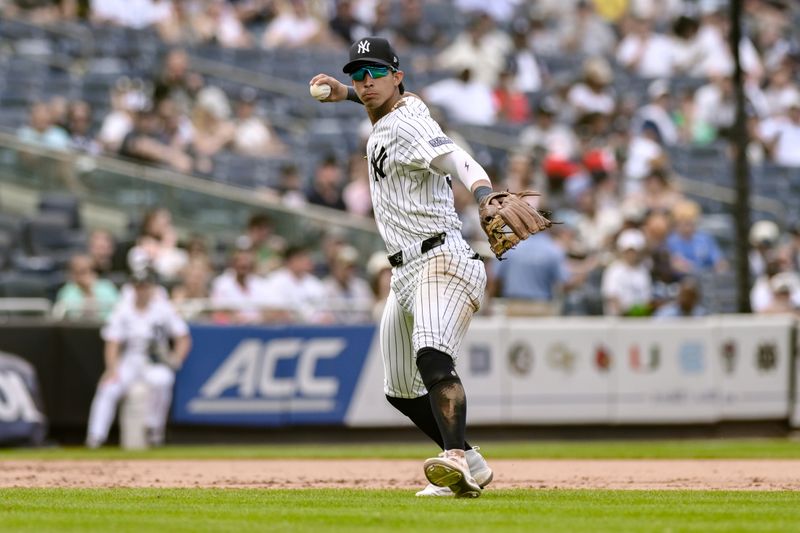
(172, 324), (376, 426)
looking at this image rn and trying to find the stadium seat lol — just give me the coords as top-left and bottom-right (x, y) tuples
(0, 212), (23, 248)
(0, 272), (49, 298)
(22, 212), (84, 257)
(38, 192), (82, 230)
(0, 231), (12, 270)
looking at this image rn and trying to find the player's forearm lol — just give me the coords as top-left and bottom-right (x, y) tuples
(103, 341), (120, 371)
(431, 149), (492, 202)
(172, 335), (192, 364)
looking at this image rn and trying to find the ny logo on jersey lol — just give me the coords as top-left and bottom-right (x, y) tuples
(357, 40), (370, 54)
(371, 146), (387, 181)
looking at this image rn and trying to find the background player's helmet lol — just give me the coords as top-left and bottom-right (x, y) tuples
(342, 37), (405, 94)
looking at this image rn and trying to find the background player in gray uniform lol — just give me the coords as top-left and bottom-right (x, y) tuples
(310, 37), (499, 498)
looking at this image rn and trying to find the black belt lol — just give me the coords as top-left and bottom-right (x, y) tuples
(388, 233), (446, 267)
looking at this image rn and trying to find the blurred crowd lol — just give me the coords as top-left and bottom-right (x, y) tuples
(5, 0), (800, 319)
(54, 207), (390, 323)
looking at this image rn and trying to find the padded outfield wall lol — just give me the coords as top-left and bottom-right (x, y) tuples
(1, 316), (796, 437)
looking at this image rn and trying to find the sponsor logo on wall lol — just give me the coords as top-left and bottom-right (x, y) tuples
(508, 342), (533, 376)
(594, 344), (611, 372)
(756, 342), (777, 372)
(720, 340), (736, 374)
(0, 370), (44, 423)
(629, 344), (660, 373)
(172, 325), (374, 425)
(547, 343), (576, 374)
(679, 341), (705, 374)
(469, 344), (491, 376)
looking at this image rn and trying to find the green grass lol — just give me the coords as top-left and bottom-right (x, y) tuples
(2, 438), (799, 461)
(0, 488), (798, 533)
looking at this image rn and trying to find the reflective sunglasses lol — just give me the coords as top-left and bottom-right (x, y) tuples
(350, 65), (393, 81)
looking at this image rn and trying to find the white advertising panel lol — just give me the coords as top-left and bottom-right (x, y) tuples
(345, 336), (412, 427)
(459, 318), (510, 424)
(506, 318), (616, 423)
(611, 320), (717, 423)
(345, 316), (797, 428)
(715, 315), (795, 420)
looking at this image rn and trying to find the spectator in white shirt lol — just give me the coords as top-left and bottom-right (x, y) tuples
(616, 15), (677, 78)
(322, 245), (374, 323)
(263, 245), (327, 323)
(424, 68), (497, 126)
(630, 79), (679, 146)
(757, 91), (800, 167)
(433, 13), (511, 87)
(681, 6), (763, 80)
(262, 0), (324, 49)
(232, 87), (287, 157)
(602, 229), (653, 316)
(193, 0), (252, 48)
(210, 248), (271, 323)
(505, 22), (544, 93)
(624, 121), (667, 194)
(567, 56), (616, 118)
(558, 0), (616, 57)
(519, 97), (579, 159)
(763, 69), (798, 117)
(571, 179), (623, 256)
(91, 0), (172, 29)
(751, 263), (800, 314)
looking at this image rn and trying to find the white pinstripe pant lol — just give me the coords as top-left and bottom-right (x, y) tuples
(380, 244), (486, 398)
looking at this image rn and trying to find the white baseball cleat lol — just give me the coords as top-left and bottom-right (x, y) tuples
(423, 449), (482, 498)
(466, 446), (494, 488)
(415, 483), (455, 497)
(416, 446), (493, 497)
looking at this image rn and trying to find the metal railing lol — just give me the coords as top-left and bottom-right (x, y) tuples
(0, 297), (52, 319)
(0, 131), (384, 255)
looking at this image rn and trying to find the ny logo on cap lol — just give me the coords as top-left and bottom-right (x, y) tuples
(357, 40), (370, 54)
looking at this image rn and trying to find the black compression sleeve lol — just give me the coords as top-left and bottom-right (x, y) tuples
(473, 186), (492, 204)
(346, 87), (364, 105)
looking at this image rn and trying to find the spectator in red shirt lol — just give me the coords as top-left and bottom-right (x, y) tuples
(493, 69), (531, 124)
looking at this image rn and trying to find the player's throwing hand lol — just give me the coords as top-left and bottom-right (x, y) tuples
(308, 74), (349, 103)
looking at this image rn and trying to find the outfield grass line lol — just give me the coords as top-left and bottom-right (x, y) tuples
(1, 488), (799, 533)
(2, 438), (800, 460)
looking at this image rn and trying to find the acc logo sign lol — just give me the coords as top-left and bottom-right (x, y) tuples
(0, 370), (44, 423)
(189, 338), (345, 414)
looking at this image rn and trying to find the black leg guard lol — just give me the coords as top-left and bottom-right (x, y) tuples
(386, 394), (444, 449)
(416, 347), (468, 451)
(386, 394), (473, 451)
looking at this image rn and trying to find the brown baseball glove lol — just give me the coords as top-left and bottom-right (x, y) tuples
(479, 191), (553, 259)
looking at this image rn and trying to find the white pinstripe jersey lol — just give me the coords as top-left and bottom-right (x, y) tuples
(366, 96), (462, 255)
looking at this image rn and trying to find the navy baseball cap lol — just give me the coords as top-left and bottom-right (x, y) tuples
(343, 37), (404, 94)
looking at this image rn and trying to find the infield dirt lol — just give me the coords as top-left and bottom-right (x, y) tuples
(3, 459), (800, 490)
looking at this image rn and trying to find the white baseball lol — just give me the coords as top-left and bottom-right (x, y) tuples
(310, 83), (332, 101)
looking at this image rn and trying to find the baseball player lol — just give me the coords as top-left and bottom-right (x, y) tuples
(310, 37), (550, 497)
(86, 268), (191, 448)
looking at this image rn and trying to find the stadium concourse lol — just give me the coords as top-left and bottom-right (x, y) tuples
(0, 0), (799, 320)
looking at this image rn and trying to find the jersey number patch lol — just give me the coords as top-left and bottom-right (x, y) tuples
(371, 146), (387, 181)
